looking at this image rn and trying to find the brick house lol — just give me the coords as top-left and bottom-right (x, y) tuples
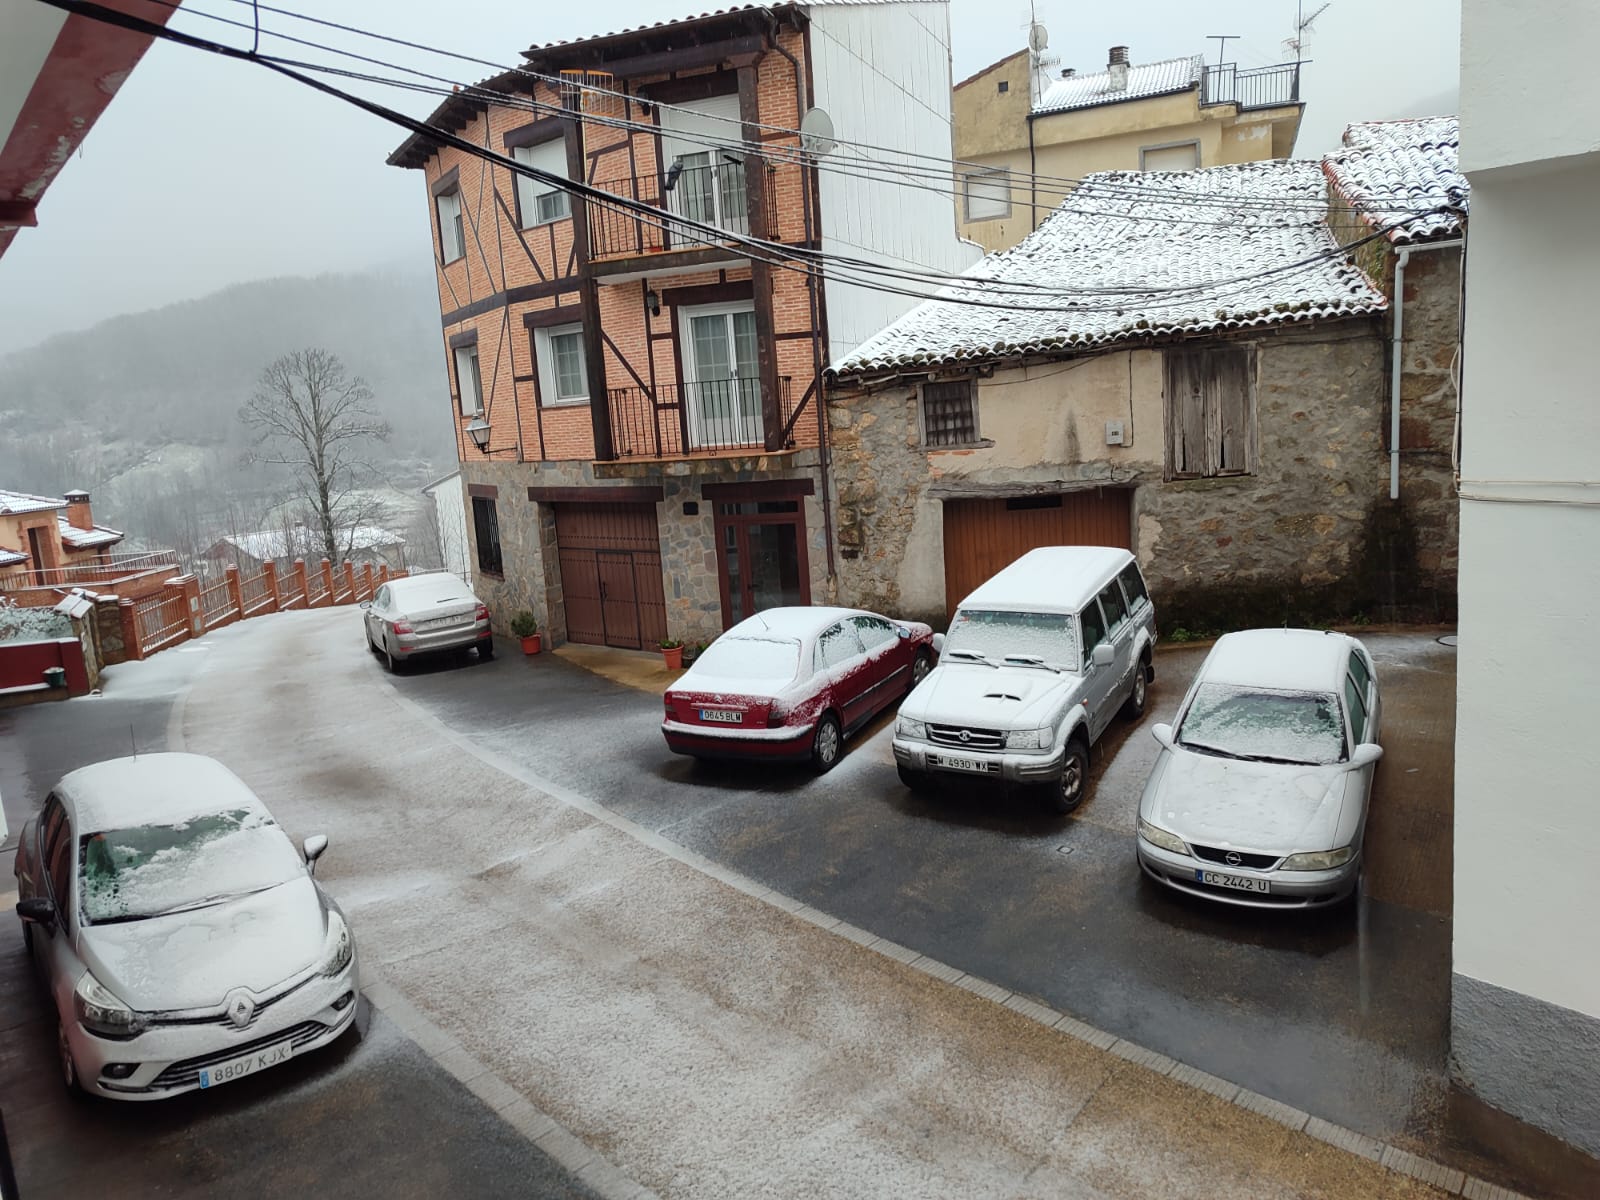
(825, 159), (1443, 631)
(0, 489), (124, 588)
(386, 1), (975, 650)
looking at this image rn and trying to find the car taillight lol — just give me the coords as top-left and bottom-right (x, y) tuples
(475, 604), (489, 622)
(664, 696), (676, 718)
(767, 704), (790, 728)
(393, 618), (414, 635)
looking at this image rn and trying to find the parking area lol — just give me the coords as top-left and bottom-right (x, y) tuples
(398, 629), (1461, 1152)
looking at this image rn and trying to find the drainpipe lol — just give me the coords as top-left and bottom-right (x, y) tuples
(1388, 237), (1465, 500)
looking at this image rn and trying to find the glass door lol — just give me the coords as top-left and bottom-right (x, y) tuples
(683, 307), (761, 450)
(716, 499), (808, 625)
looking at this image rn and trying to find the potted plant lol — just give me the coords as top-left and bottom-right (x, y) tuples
(510, 610), (541, 655)
(659, 637), (684, 670)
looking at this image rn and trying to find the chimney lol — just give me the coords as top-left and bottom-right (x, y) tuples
(1107, 45), (1130, 92)
(64, 489), (94, 532)
(1060, 67), (1076, 78)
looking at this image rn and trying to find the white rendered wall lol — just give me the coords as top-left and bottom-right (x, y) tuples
(425, 473), (471, 581)
(808, 1), (982, 365)
(1453, 155), (1600, 1020)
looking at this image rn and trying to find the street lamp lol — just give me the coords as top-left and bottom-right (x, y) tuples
(465, 415), (491, 452)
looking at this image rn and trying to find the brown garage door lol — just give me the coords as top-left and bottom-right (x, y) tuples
(554, 503), (667, 650)
(942, 489), (1132, 618)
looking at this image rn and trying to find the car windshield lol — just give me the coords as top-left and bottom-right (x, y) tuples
(690, 637), (801, 687)
(78, 807), (305, 924)
(943, 609), (1079, 671)
(1177, 684), (1346, 765)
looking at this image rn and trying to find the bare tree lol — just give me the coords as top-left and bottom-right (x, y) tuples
(238, 349), (391, 564)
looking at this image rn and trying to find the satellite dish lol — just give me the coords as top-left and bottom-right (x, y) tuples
(1028, 23), (1049, 52)
(800, 107), (836, 157)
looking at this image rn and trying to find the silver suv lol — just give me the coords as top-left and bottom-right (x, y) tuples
(893, 546), (1157, 813)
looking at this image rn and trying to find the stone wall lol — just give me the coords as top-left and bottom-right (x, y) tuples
(827, 321), (1446, 631)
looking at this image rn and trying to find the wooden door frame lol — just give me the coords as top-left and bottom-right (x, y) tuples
(712, 498), (811, 628)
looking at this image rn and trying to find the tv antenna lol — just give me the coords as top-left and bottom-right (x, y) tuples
(1286, 1), (1331, 59)
(1207, 35), (1239, 67)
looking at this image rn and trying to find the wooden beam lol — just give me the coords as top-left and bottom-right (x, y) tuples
(526, 486), (665, 503)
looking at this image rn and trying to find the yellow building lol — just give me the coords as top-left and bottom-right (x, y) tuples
(953, 45), (1304, 251)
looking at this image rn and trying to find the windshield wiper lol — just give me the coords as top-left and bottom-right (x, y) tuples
(945, 649), (997, 667)
(1177, 739), (1247, 760)
(1001, 654), (1060, 673)
(146, 883), (282, 919)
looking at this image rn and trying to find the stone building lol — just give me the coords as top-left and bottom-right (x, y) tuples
(826, 159), (1438, 631)
(386, 2), (976, 651)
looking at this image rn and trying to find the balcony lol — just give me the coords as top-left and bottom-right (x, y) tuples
(607, 376), (795, 460)
(0, 550), (182, 592)
(1200, 62), (1301, 111)
(587, 159), (776, 268)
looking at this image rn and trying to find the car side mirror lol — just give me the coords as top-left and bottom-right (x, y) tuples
(16, 896), (57, 929)
(896, 624), (911, 639)
(1091, 643), (1115, 668)
(303, 834), (329, 874)
(1347, 743), (1383, 769)
(931, 632), (946, 655)
(1151, 722), (1175, 750)
(359, 600), (372, 610)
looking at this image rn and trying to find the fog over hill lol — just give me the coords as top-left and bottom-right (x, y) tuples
(0, 259), (457, 562)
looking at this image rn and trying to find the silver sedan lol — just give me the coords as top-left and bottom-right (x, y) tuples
(13, 753), (358, 1099)
(363, 572), (492, 671)
(1136, 629), (1383, 910)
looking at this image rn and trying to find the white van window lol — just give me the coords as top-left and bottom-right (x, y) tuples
(944, 609), (1079, 670)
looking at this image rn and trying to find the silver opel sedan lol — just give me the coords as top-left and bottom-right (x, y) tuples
(363, 572), (492, 671)
(13, 753), (358, 1099)
(1136, 629), (1383, 910)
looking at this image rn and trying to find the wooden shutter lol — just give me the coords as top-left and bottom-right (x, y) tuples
(1164, 350), (1206, 478)
(1211, 347), (1256, 475)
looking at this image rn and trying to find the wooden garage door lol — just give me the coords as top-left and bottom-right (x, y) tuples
(554, 503), (667, 650)
(942, 489), (1132, 618)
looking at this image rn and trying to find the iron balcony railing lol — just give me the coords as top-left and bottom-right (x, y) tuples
(1201, 61), (1301, 110)
(588, 159), (777, 261)
(0, 550), (182, 592)
(607, 376), (795, 459)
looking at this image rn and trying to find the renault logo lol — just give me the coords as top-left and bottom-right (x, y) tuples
(225, 989), (256, 1030)
(1225, 851), (1243, 867)
(958, 729), (971, 743)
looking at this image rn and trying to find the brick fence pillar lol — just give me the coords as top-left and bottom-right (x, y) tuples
(261, 560), (281, 610)
(177, 573), (203, 639)
(118, 597), (144, 661)
(292, 559), (309, 606)
(342, 561), (357, 601)
(224, 564), (243, 619)
(362, 562), (376, 598)
(319, 558), (337, 607)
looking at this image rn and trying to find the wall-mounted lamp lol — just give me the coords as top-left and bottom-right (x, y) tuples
(645, 287), (661, 317)
(465, 415), (491, 452)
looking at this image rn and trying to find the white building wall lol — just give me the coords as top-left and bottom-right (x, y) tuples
(1453, 0), (1600, 1156)
(807, 1), (982, 364)
(423, 472), (471, 581)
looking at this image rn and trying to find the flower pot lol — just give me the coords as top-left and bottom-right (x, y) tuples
(520, 633), (542, 655)
(661, 645), (683, 670)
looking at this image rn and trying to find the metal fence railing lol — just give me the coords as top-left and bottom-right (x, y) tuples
(0, 549), (182, 593)
(305, 568), (328, 606)
(607, 376), (795, 459)
(239, 570), (273, 615)
(1200, 62), (1301, 110)
(133, 592), (188, 654)
(199, 578), (236, 629)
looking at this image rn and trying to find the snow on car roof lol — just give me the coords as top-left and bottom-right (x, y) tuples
(57, 753), (270, 833)
(723, 606), (864, 643)
(957, 547), (1134, 615)
(389, 572), (474, 600)
(1199, 629), (1357, 693)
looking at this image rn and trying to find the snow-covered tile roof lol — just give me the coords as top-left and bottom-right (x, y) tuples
(1322, 116), (1466, 245)
(217, 525), (405, 562)
(0, 489), (66, 516)
(523, 1), (889, 53)
(1033, 55), (1202, 116)
(0, 548), (28, 568)
(58, 518), (123, 549)
(834, 160), (1388, 379)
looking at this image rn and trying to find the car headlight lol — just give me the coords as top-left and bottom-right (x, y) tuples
(1005, 727), (1051, 751)
(1137, 818), (1189, 855)
(316, 911), (354, 977)
(896, 717), (927, 740)
(1280, 847), (1356, 871)
(73, 972), (145, 1039)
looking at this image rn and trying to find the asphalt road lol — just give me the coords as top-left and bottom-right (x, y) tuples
(394, 627), (1464, 1153)
(0, 629), (598, 1200)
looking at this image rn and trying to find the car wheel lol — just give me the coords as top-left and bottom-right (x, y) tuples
(57, 1016), (85, 1097)
(383, 641), (401, 674)
(1121, 656), (1150, 719)
(897, 764), (931, 794)
(811, 713), (842, 773)
(477, 640), (495, 661)
(908, 650), (932, 692)
(1051, 738), (1090, 814)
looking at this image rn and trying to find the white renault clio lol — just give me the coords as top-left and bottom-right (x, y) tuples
(13, 753), (358, 1098)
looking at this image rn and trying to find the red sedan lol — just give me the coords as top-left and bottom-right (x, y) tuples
(662, 607), (937, 772)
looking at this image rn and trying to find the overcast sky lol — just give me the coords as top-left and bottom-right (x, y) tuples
(0, 0), (1458, 355)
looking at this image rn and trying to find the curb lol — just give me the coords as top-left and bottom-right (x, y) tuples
(375, 677), (1529, 1200)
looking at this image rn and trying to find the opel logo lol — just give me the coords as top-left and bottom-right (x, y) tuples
(958, 729), (971, 743)
(1225, 851), (1243, 867)
(225, 988), (256, 1030)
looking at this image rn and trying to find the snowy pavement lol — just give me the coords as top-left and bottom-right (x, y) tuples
(154, 608), (1501, 1200)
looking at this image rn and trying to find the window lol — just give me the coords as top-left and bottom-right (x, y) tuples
(1344, 675), (1369, 746)
(375, 585), (391, 609)
(852, 615), (899, 653)
(48, 816), (74, 914)
(455, 344), (483, 415)
(1165, 346), (1257, 478)
(1140, 141), (1200, 172)
(513, 139), (571, 227)
(1079, 601), (1107, 662)
(963, 167), (1011, 222)
(996, 79), (1010, 94)
(1097, 581), (1129, 635)
(816, 622), (865, 671)
(472, 495), (503, 576)
(1118, 562), (1150, 611)
(1347, 650), (1373, 698)
(921, 380), (978, 447)
(436, 187), (465, 263)
(534, 322), (589, 406)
